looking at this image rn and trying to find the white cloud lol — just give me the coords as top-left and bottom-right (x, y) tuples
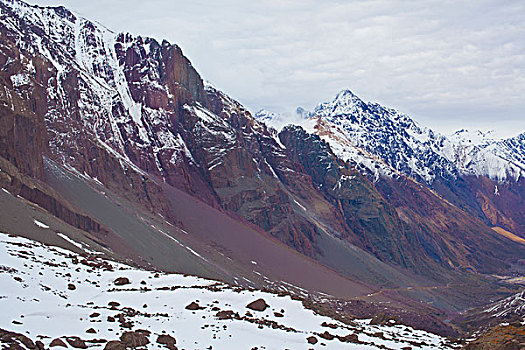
(27, 0), (525, 137)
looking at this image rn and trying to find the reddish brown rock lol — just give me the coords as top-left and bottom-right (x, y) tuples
(185, 302), (204, 310)
(103, 340), (126, 350)
(246, 299), (269, 312)
(307, 336), (318, 344)
(49, 338), (68, 347)
(113, 277), (130, 286)
(156, 334), (177, 349)
(65, 336), (88, 348)
(119, 329), (150, 347)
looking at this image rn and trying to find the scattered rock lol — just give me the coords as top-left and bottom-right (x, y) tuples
(185, 302), (205, 310)
(113, 277), (130, 286)
(108, 301), (120, 307)
(107, 316), (115, 322)
(120, 329), (150, 347)
(66, 336), (88, 348)
(89, 312), (100, 318)
(246, 298), (269, 311)
(321, 322), (338, 329)
(274, 312), (284, 318)
(86, 328), (97, 334)
(369, 313), (398, 326)
(104, 340), (126, 350)
(216, 310), (238, 320)
(0, 328), (36, 349)
(50, 338), (68, 347)
(318, 331), (335, 340)
(307, 336), (318, 344)
(67, 283), (76, 290)
(157, 334), (177, 349)
(338, 333), (359, 343)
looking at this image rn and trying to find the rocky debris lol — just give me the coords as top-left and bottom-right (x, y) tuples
(119, 329), (151, 348)
(307, 336), (318, 344)
(156, 334), (177, 350)
(103, 340), (126, 350)
(65, 336), (88, 348)
(318, 331), (336, 340)
(49, 338), (68, 347)
(113, 277), (131, 286)
(464, 324), (525, 350)
(369, 313), (398, 326)
(338, 333), (360, 343)
(216, 310), (239, 320)
(0, 328), (37, 349)
(246, 298), (269, 311)
(321, 322), (338, 329)
(185, 301), (205, 310)
(108, 301), (120, 308)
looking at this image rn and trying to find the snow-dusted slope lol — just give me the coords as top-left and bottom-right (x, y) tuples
(258, 90), (525, 184)
(0, 232), (456, 349)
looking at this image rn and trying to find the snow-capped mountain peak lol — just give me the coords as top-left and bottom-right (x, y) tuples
(256, 90), (525, 184)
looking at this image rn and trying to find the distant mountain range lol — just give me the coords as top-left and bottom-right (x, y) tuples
(0, 0), (524, 345)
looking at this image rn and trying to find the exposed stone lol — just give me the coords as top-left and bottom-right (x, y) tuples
(185, 302), (204, 310)
(119, 329), (151, 347)
(156, 334), (177, 349)
(113, 277), (130, 286)
(246, 299), (269, 312)
(49, 338), (68, 347)
(307, 336), (318, 344)
(65, 336), (88, 348)
(103, 340), (126, 350)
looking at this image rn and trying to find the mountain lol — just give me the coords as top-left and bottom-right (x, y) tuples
(264, 89), (525, 239)
(0, 0), (524, 344)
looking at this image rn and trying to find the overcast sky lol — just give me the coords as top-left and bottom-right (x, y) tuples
(27, 0), (525, 138)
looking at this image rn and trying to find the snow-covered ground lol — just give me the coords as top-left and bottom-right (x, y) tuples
(0, 232), (456, 349)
